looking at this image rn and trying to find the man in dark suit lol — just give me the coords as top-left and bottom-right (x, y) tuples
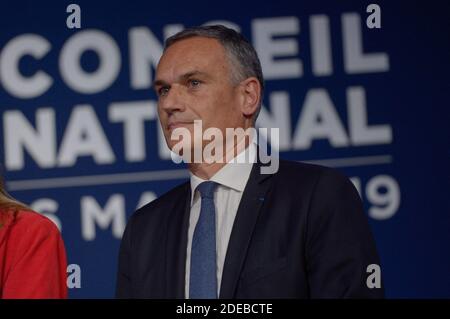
(116, 25), (383, 299)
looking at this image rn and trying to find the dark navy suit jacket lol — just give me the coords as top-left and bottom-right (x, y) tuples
(116, 160), (384, 298)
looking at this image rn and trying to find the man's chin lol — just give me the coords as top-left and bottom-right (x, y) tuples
(168, 144), (208, 163)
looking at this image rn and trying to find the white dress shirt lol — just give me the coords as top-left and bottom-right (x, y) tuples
(185, 142), (257, 298)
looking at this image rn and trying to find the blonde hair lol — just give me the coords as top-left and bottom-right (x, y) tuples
(0, 178), (29, 228)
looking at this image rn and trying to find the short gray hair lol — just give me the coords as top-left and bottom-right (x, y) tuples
(165, 25), (264, 121)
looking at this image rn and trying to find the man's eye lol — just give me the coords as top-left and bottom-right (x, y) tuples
(188, 79), (201, 88)
(158, 87), (170, 96)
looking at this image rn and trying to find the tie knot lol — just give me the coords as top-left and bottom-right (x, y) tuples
(196, 181), (217, 199)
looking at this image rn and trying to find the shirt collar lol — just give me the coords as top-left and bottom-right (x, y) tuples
(189, 141), (257, 206)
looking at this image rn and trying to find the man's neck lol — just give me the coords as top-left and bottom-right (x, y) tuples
(188, 136), (251, 180)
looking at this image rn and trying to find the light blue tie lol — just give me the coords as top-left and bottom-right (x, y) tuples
(190, 181), (218, 299)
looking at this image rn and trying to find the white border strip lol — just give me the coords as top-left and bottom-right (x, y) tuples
(7, 169), (190, 191)
(303, 155), (392, 168)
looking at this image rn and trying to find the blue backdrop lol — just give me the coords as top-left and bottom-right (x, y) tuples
(0, 0), (449, 298)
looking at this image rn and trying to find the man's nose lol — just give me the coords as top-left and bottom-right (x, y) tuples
(159, 85), (186, 114)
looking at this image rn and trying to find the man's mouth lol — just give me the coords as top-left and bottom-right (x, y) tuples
(167, 121), (194, 131)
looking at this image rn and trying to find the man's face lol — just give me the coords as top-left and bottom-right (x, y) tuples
(154, 37), (245, 152)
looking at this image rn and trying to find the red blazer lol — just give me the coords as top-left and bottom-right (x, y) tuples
(0, 210), (68, 299)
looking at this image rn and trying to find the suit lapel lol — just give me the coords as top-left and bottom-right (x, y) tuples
(219, 161), (273, 298)
(164, 183), (191, 298)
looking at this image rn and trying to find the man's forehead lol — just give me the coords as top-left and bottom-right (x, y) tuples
(156, 37), (228, 79)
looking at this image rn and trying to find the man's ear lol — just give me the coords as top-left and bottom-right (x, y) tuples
(238, 77), (261, 118)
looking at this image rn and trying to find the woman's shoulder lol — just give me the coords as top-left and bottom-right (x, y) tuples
(6, 210), (60, 238)
(15, 209), (52, 223)
(0, 209), (67, 299)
